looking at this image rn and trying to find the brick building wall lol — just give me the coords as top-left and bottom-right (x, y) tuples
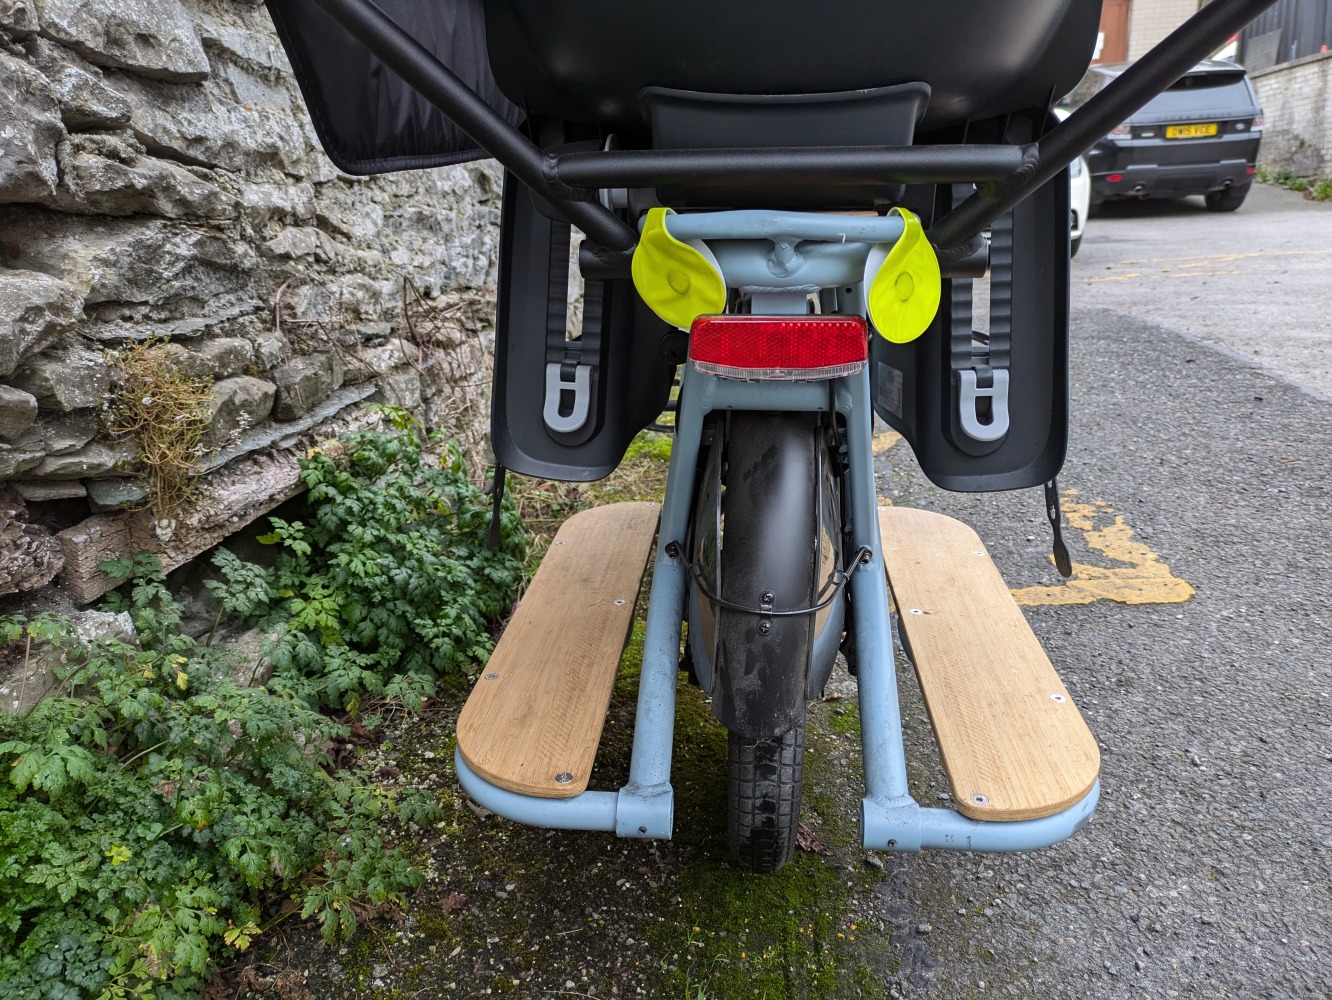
(1128, 0), (1204, 61)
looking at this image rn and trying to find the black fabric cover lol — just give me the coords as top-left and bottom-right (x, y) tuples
(264, 0), (522, 175)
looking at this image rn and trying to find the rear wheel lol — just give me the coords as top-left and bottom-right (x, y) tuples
(728, 721), (804, 872)
(699, 410), (833, 872)
(1205, 183), (1249, 212)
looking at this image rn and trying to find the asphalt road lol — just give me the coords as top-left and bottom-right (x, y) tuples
(1074, 184), (1332, 399)
(869, 184), (1332, 999)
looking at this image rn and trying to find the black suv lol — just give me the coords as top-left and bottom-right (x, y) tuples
(1062, 60), (1263, 212)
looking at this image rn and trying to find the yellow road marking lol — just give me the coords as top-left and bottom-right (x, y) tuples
(873, 437), (1187, 607)
(1107, 247), (1332, 268)
(1087, 266), (1251, 282)
(1011, 492), (1194, 607)
(1085, 248), (1332, 283)
(872, 430), (903, 454)
(1086, 272), (1144, 283)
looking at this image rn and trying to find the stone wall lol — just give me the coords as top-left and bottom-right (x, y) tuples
(1251, 51), (1332, 178)
(0, 0), (500, 604)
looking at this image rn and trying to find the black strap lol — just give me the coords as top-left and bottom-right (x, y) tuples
(1043, 478), (1073, 578)
(486, 464), (507, 552)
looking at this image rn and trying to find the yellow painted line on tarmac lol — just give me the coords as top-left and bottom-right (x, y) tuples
(872, 429), (903, 454)
(1086, 272), (1144, 282)
(873, 435), (1188, 606)
(1109, 247), (1332, 268)
(1143, 268), (1245, 279)
(1173, 257), (1242, 270)
(1085, 248), (1332, 283)
(1011, 491), (1195, 607)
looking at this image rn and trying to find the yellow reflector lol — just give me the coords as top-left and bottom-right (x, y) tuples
(865, 207), (941, 344)
(631, 208), (727, 330)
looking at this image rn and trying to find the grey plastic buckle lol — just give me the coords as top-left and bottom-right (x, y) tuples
(544, 362), (592, 434)
(957, 368), (1010, 443)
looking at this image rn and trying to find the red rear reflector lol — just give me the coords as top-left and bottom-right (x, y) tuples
(688, 315), (868, 381)
(1107, 173), (1125, 183)
(1247, 165), (1257, 174)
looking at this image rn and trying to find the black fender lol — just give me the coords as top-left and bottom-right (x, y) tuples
(689, 411), (844, 740)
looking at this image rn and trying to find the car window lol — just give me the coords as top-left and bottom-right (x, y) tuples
(1058, 71), (1109, 109)
(1166, 70), (1247, 91)
(1143, 74), (1253, 114)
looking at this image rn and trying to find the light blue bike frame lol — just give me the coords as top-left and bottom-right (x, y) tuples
(456, 211), (1099, 851)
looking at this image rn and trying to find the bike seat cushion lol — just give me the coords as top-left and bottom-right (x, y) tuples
(266, 0), (1101, 175)
(484, 0), (1103, 139)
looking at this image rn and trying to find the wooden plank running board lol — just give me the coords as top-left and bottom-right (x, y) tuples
(880, 507), (1100, 821)
(457, 502), (659, 799)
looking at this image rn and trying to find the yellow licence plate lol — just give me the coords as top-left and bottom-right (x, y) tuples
(1165, 122), (1219, 139)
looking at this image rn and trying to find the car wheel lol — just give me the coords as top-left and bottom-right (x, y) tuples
(1070, 234), (1082, 257)
(1204, 183), (1250, 212)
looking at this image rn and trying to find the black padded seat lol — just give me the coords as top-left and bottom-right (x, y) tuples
(484, 0), (1103, 137)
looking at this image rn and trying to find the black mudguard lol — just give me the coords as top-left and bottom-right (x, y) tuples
(690, 412), (844, 740)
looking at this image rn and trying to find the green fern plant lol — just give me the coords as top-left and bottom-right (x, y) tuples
(0, 556), (441, 1000)
(207, 408), (527, 713)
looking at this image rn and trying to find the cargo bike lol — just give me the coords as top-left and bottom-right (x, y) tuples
(264, 0), (1277, 871)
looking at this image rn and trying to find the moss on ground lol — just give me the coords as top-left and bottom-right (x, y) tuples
(622, 429), (674, 464)
(618, 620), (886, 999)
(827, 698), (863, 738)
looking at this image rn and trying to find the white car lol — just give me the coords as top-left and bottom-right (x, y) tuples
(1056, 107), (1091, 257)
(1069, 152), (1090, 257)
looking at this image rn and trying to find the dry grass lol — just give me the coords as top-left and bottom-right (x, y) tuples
(506, 430), (672, 572)
(106, 339), (214, 524)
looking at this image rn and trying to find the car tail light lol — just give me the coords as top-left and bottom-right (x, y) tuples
(1251, 115), (1264, 129)
(1109, 123), (1132, 136)
(688, 315), (868, 381)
